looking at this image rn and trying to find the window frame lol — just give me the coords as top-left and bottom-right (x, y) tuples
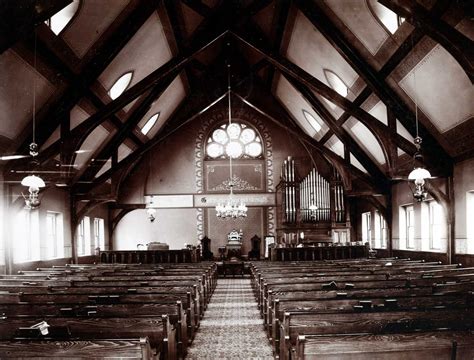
(45, 0), (82, 36)
(361, 211), (372, 244)
(46, 211), (64, 259)
(467, 191), (474, 254)
(93, 217), (105, 251)
(13, 210), (40, 263)
(405, 205), (415, 249)
(366, 0), (405, 35)
(205, 121), (264, 160)
(77, 216), (91, 256)
(108, 71), (134, 100)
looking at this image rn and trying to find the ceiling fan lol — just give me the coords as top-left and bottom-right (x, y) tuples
(0, 142), (38, 161)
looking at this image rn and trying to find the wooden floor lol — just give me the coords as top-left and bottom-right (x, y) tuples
(186, 277), (273, 359)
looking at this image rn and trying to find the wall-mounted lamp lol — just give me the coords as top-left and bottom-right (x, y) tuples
(146, 195), (156, 222)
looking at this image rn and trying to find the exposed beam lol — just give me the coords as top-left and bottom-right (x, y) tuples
(74, 90), (228, 195)
(50, 30), (228, 168)
(244, 0), (274, 17)
(231, 32), (419, 158)
(86, 92), (144, 147)
(232, 76), (385, 193)
(379, 0), (474, 82)
(0, 0), (72, 54)
(233, 90), (381, 193)
(266, 0), (291, 88)
(182, 0), (212, 18)
(284, 74), (390, 187)
(11, 0), (160, 166)
(73, 73), (178, 185)
(319, 28), (426, 145)
(293, 0), (452, 174)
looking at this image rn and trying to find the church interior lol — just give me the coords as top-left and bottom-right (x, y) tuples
(0, 0), (473, 358)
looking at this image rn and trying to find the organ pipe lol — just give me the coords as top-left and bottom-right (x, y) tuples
(280, 159), (345, 225)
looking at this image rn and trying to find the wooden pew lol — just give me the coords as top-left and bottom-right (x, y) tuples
(0, 284), (200, 332)
(0, 337), (155, 359)
(269, 292), (473, 345)
(279, 307), (474, 359)
(0, 316), (176, 360)
(294, 331), (474, 360)
(0, 300), (189, 355)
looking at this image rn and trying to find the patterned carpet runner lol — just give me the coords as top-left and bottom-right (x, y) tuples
(186, 278), (273, 359)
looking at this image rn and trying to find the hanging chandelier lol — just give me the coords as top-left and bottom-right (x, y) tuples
(216, 182), (248, 219)
(407, 63), (431, 202)
(215, 63), (248, 220)
(21, 32), (45, 210)
(408, 136), (431, 202)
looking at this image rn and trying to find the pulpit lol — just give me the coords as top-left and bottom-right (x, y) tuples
(226, 229), (242, 259)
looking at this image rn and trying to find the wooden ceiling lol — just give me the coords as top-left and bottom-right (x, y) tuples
(0, 0), (472, 202)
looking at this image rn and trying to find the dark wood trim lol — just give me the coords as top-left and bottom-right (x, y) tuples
(182, 0), (212, 18)
(293, 0), (453, 175)
(379, 0), (474, 83)
(72, 73), (178, 186)
(284, 74), (389, 188)
(0, 0), (72, 54)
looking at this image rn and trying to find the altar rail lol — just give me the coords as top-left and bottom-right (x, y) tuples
(270, 244), (368, 261)
(100, 249), (200, 264)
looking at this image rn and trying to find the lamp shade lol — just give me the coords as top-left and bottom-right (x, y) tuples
(21, 175), (45, 188)
(408, 167), (431, 180)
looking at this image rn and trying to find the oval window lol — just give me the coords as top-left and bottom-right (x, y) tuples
(109, 72), (133, 100)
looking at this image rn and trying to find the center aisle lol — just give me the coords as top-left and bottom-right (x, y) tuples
(186, 278), (273, 359)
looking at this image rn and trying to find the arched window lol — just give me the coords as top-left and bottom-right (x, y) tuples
(324, 69), (349, 97)
(45, 0), (81, 35)
(108, 72), (133, 100)
(141, 113), (159, 135)
(302, 109), (322, 133)
(206, 122), (263, 159)
(367, 0), (405, 35)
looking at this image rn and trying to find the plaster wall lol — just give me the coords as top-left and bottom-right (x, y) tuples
(391, 178), (448, 253)
(115, 102), (319, 253)
(454, 158), (474, 254)
(4, 186), (73, 273)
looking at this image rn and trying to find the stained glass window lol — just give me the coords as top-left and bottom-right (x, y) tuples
(206, 122), (263, 159)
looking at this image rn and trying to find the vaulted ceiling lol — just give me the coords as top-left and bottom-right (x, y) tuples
(0, 0), (472, 201)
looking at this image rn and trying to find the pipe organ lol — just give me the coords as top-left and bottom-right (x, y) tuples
(300, 168), (331, 222)
(277, 157), (349, 244)
(334, 171), (345, 223)
(280, 157), (297, 224)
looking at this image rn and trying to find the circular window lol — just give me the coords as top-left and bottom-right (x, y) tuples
(206, 123), (263, 159)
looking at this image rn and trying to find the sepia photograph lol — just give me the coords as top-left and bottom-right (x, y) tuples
(0, 0), (473, 358)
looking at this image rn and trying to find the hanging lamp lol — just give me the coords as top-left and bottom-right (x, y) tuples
(21, 31), (45, 210)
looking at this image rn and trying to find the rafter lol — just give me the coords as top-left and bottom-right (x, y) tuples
(0, 0), (72, 54)
(266, 0), (291, 88)
(232, 76), (386, 193)
(86, 92), (144, 147)
(293, 0), (453, 174)
(318, 28), (426, 145)
(40, 30), (228, 172)
(233, 90), (381, 193)
(74, 55), (264, 195)
(75, 90), (228, 196)
(379, 0), (474, 83)
(231, 32), (420, 159)
(9, 0), (160, 172)
(182, 0), (212, 18)
(72, 73), (178, 186)
(283, 74), (390, 185)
